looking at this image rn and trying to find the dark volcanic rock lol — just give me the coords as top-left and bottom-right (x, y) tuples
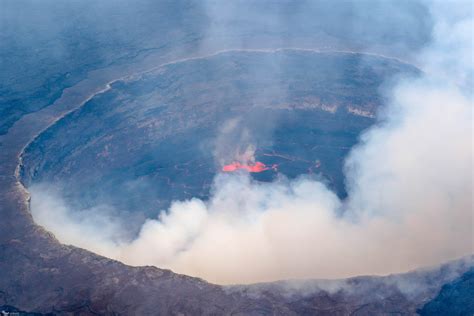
(419, 267), (474, 316)
(1, 219), (471, 316)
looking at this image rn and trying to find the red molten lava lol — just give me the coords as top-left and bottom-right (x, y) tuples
(222, 161), (273, 173)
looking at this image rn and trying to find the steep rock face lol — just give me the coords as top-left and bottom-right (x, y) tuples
(1, 218), (472, 316)
(419, 267), (474, 316)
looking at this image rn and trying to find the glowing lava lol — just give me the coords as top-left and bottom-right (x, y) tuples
(222, 161), (276, 173)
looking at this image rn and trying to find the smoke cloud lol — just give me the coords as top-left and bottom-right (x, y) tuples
(213, 118), (257, 166)
(30, 1), (472, 285)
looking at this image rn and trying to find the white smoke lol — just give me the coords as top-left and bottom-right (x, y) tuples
(213, 117), (258, 166)
(30, 1), (473, 285)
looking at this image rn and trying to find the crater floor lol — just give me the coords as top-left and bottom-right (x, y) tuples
(21, 50), (418, 228)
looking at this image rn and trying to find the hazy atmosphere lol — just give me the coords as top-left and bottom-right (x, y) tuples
(1, 0), (472, 314)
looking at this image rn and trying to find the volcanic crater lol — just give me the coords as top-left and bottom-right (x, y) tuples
(21, 50), (418, 234)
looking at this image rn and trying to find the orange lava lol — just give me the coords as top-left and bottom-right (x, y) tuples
(222, 161), (275, 173)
